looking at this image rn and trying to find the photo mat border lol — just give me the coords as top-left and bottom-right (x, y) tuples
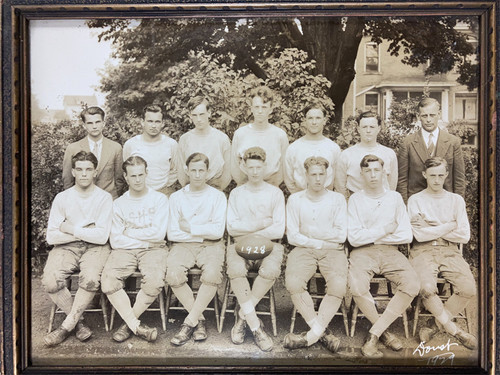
(1, 0), (497, 373)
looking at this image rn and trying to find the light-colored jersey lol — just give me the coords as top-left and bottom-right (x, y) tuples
(123, 134), (178, 190)
(285, 137), (341, 193)
(168, 184), (227, 243)
(46, 186), (113, 246)
(110, 188), (169, 250)
(231, 124), (289, 186)
(335, 143), (397, 197)
(286, 190), (347, 249)
(347, 189), (412, 247)
(408, 189), (470, 243)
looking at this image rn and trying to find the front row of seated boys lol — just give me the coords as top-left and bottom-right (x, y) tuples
(42, 147), (477, 358)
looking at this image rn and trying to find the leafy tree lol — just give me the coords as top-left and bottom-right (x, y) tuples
(88, 15), (478, 120)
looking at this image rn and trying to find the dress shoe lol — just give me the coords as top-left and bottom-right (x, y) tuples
(252, 321), (273, 352)
(171, 323), (195, 346)
(380, 331), (403, 351)
(320, 330), (341, 353)
(113, 323), (132, 342)
(75, 322), (92, 342)
(231, 315), (247, 344)
(44, 327), (71, 347)
(136, 323), (158, 342)
(419, 325), (440, 343)
(455, 329), (477, 350)
(361, 333), (383, 358)
(283, 332), (308, 349)
(193, 320), (207, 341)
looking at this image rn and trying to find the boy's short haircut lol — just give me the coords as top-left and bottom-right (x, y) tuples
(303, 101), (326, 118)
(122, 155), (148, 174)
(142, 104), (163, 119)
(360, 154), (385, 169)
(249, 86), (274, 105)
(424, 156), (449, 172)
(186, 152), (210, 169)
(357, 111), (381, 126)
(187, 96), (210, 112)
(304, 156), (329, 172)
(72, 150), (98, 169)
(418, 97), (441, 110)
(80, 106), (105, 122)
(242, 147), (266, 163)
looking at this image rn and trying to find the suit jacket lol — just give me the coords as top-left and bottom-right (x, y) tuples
(62, 137), (125, 199)
(397, 129), (465, 203)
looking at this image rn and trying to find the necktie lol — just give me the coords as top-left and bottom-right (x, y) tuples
(427, 133), (435, 157)
(91, 142), (100, 162)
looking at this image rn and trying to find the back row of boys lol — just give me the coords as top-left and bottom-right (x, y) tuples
(43, 86), (474, 358)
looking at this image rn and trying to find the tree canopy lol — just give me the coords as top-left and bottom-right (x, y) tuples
(88, 15), (478, 127)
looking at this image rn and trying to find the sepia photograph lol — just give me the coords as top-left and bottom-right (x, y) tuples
(1, 1), (496, 374)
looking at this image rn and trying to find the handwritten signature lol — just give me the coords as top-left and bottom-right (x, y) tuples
(413, 339), (458, 365)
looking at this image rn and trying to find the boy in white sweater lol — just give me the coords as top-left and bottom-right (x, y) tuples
(283, 157), (347, 352)
(231, 86), (289, 187)
(348, 154), (419, 358)
(123, 104), (178, 195)
(43, 151), (113, 347)
(101, 156), (169, 343)
(177, 96), (232, 191)
(166, 153), (227, 345)
(285, 102), (341, 193)
(408, 157), (476, 349)
(227, 147), (285, 351)
(335, 111), (397, 198)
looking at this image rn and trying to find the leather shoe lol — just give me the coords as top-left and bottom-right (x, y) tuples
(419, 325), (440, 343)
(136, 323), (158, 342)
(193, 320), (207, 341)
(361, 333), (383, 358)
(113, 323), (132, 343)
(380, 331), (403, 351)
(171, 323), (195, 346)
(252, 321), (273, 352)
(75, 322), (92, 342)
(455, 329), (477, 350)
(283, 332), (308, 349)
(44, 327), (71, 347)
(320, 330), (341, 353)
(231, 315), (247, 345)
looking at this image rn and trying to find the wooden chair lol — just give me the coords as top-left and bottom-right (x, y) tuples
(289, 271), (350, 336)
(164, 266), (221, 332)
(109, 271), (166, 331)
(48, 273), (109, 333)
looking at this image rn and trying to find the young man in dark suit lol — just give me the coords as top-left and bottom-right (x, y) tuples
(397, 98), (465, 203)
(62, 106), (125, 199)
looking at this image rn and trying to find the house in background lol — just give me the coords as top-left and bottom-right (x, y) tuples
(342, 24), (478, 145)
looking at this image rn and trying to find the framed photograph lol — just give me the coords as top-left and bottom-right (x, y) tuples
(1, 0), (497, 373)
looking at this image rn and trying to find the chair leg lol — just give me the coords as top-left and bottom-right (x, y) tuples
(159, 288), (166, 331)
(350, 300), (359, 337)
(290, 307), (297, 334)
(214, 291), (221, 333)
(219, 278), (231, 333)
(48, 303), (57, 333)
(165, 285), (172, 326)
(341, 298), (349, 337)
(412, 296), (422, 337)
(269, 285), (277, 337)
(110, 306), (116, 330)
(402, 309), (409, 339)
(100, 293), (109, 332)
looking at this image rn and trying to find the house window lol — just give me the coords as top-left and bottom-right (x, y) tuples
(365, 43), (379, 73)
(364, 93), (379, 113)
(454, 94), (477, 121)
(392, 91), (442, 107)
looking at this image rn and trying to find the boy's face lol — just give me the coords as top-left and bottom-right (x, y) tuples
(187, 160), (208, 189)
(306, 164), (327, 192)
(423, 163), (448, 193)
(72, 160), (97, 189)
(358, 117), (380, 143)
(124, 164), (148, 194)
(83, 114), (105, 139)
(361, 160), (384, 190)
(251, 96), (272, 123)
(190, 103), (211, 130)
(305, 108), (326, 136)
(243, 158), (266, 183)
(143, 111), (163, 138)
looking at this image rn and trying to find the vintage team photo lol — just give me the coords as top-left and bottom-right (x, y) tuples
(29, 14), (481, 368)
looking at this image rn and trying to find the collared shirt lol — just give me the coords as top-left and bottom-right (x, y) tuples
(421, 127), (440, 148)
(88, 137), (103, 162)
